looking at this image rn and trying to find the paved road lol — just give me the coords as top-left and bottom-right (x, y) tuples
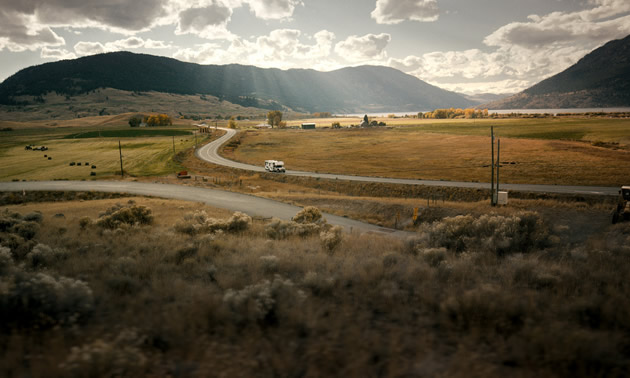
(197, 128), (619, 196)
(0, 181), (414, 238)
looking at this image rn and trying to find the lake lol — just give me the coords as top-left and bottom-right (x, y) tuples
(338, 108), (630, 117)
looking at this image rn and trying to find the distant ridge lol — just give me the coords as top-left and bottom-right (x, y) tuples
(0, 52), (476, 114)
(486, 34), (630, 109)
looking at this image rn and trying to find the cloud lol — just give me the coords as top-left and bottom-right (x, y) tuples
(334, 33), (391, 62)
(0, 12), (65, 52)
(371, 0), (439, 24)
(40, 47), (77, 60)
(175, 2), (235, 40)
(245, 0), (304, 20)
(173, 28), (338, 70)
(74, 37), (172, 56)
(387, 0), (630, 95)
(484, 0), (630, 48)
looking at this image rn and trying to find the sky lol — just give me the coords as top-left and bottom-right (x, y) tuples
(0, 0), (629, 95)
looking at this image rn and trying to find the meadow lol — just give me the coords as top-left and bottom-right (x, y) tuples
(0, 120), (211, 180)
(227, 117), (630, 187)
(1, 196), (629, 377)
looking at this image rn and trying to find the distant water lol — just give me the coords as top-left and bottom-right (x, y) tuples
(337, 108), (630, 117)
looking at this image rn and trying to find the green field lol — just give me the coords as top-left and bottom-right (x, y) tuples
(64, 129), (192, 139)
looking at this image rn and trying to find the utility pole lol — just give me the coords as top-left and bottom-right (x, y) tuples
(194, 130), (198, 148)
(496, 139), (500, 195)
(172, 136), (176, 156)
(491, 127), (495, 206)
(118, 140), (124, 177)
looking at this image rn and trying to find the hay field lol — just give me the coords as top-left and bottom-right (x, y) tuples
(0, 135), (198, 181)
(227, 119), (630, 187)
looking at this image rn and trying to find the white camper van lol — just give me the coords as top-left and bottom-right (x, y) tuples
(264, 160), (286, 173)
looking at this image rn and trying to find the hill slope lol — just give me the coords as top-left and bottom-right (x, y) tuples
(0, 52), (476, 114)
(486, 34), (630, 109)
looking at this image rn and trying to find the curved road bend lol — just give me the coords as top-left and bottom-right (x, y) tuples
(197, 128), (618, 197)
(0, 181), (414, 239)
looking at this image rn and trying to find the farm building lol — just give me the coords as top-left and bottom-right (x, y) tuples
(255, 123), (272, 129)
(301, 123), (316, 129)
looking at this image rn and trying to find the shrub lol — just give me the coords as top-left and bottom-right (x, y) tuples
(174, 211), (251, 235)
(223, 275), (306, 324)
(320, 225), (343, 252)
(10, 221), (40, 240)
(79, 216), (92, 230)
(0, 246), (14, 274)
(416, 211), (551, 254)
(292, 206), (325, 224)
(60, 329), (147, 377)
(23, 211), (43, 223)
(1, 272), (94, 328)
(96, 206), (153, 229)
(27, 243), (69, 268)
(265, 218), (321, 239)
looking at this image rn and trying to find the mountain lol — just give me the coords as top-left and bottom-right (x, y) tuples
(461, 92), (512, 105)
(0, 52), (476, 115)
(486, 34), (630, 109)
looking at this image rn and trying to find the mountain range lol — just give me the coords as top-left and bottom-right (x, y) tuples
(0, 52), (475, 115)
(486, 34), (630, 109)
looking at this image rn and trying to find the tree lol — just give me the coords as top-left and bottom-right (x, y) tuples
(363, 114), (369, 123)
(228, 116), (237, 129)
(267, 110), (283, 128)
(128, 117), (141, 127)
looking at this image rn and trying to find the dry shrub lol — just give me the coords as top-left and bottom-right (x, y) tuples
(292, 206), (325, 224)
(174, 211), (251, 235)
(320, 225), (343, 252)
(416, 211), (551, 254)
(79, 216), (92, 230)
(1, 271), (94, 328)
(440, 284), (526, 333)
(10, 221), (40, 240)
(419, 247), (448, 267)
(260, 255), (279, 273)
(0, 246), (14, 274)
(60, 329), (147, 377)
(26, 243), (69, 268)
(303, 271), (336, 296)
(96, 205), (153, 229)
(265, 218), (322, 239)
(223, 275), (306, 324)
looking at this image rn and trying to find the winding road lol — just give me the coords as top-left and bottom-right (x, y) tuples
(0, 181), (414, 238)
(197, 128), (619, 196)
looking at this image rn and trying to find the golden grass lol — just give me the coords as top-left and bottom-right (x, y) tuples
(5, 196), (233, 227)
(228, 127), (630, 186)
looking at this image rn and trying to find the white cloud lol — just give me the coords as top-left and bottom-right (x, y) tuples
(173, 28), (338, 70)
(245, 0), (303, 20)
(484, 0), (630, 48)
(40, 47), (77, 60)
(334, 33), (391, 62)
(371, 0), (439, 24)
(175, 2), (236, 40)
(388, 0), (630, 95)
(74, 37), (172, 56)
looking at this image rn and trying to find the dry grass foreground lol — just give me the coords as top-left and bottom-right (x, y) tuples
(2, 197), (630, 377)
(227, 126), (630, 187)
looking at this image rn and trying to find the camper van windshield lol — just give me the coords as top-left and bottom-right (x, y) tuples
(622, 188), (630, 200)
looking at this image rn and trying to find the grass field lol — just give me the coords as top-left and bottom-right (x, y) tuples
(0, 135), (203, 181)
(64, 129), (192, 139)
(227, 117), (630, 187)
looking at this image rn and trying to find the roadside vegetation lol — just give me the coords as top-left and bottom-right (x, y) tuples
(1, 197), (629, 377)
